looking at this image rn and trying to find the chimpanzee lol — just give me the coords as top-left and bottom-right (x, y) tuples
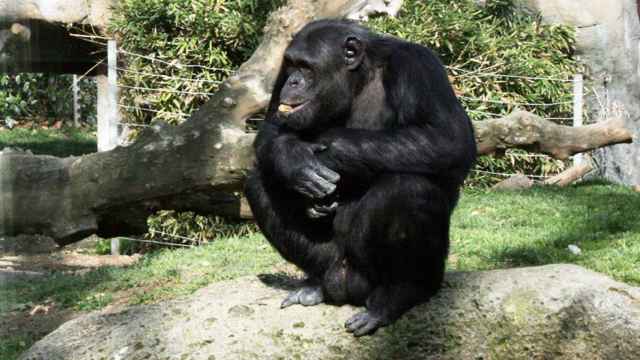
(244, 19), (476, 336)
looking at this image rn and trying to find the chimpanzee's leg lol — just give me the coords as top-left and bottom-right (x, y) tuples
(334, 174), (453, 336)
(245, 170), (340, 307)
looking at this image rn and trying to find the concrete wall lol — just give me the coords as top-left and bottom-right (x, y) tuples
(518, 0), (640, 185)
(0, 0), (115, 74)
(0, 0), (115, 27)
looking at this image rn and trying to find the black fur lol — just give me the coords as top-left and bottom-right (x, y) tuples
(245, 20), (476, 336)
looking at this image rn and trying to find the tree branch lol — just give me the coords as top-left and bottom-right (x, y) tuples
(474, 111), (633, 158)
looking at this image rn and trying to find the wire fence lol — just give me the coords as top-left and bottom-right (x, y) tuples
(445, 65), (576, 83)
(115, 66), (223, 84)
(112, 49), (579, 125)
(459, 95), (573, 108)
(116, 83), (216, 97)
(444, 65), (582, 182)
(472, 169), (549, 179)
(148, 229), (203, 245)
(114, 229), (206, 249)
(37, 39), (590, 249)
(118, 104), (189, 118)
(465, 110), (574, 122)
(109, 47), (583, 183)
(118, 49), (235, 74)
(118, 237), (195, 248)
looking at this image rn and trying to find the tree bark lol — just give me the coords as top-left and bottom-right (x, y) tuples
(474, 111), (633, 159)
(0, 1), (633, 245)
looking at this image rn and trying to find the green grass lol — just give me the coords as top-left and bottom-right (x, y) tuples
(0, 127), (96, 157)
(2, 182), (639, 359)
(450, 181), (640, 285)
(0, 233), (281, 314)
(0, 335), (33, 359)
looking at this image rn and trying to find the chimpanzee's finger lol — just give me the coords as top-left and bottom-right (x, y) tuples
(315, 165), (340, 183)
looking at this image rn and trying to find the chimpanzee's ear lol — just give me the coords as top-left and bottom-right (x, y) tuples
(344, 36), (364, 70)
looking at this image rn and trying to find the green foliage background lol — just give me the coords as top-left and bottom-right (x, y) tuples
(107, 0), (285, 247)
(109, 0), (579, 185)
(0, 74), (96, 124)
(369, 0), (579, 185)
(106, 0), (578, 245)
(108, 0), (286, 127)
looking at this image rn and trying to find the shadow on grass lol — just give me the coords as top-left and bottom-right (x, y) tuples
(483, 183), (640, 273)
(0, 128), (96, 157)
(1, 266), (118, 312)
(0, 139), (96, 157)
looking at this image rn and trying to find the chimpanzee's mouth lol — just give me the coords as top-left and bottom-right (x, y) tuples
(278, 101), (308, 114)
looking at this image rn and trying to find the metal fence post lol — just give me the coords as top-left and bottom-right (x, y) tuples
(72, 75), (80, 127)
(96, 39), (122, 254)
(573, 74), (584, 166)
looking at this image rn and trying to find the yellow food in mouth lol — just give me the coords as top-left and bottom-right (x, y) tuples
(278, 104), (294, 113)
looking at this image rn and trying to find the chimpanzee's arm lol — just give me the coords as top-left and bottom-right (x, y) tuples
(254, 120), (340, 199)
(315, 123), (476, 184)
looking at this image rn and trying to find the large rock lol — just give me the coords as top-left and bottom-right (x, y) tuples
(19, 265), (640, 360)
(516, 0), (640, 185)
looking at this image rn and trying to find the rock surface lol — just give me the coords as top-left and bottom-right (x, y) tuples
(19, 264), (640, 360)
(492, 174), (534, 190)
(516, 0), (640, 186)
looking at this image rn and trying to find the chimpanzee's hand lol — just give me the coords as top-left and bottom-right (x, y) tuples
(291, 162), (340, 199)
(288, 144), (340, 199)
(307, 201), (338, 219)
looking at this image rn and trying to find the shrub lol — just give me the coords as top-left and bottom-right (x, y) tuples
(369, 0), (580, 185)
(0, 74), (96, 125)
(109, 0), (285, 127)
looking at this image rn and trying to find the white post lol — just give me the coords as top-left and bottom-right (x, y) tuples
(573, 74), (584, 166)
(111, 237), (121, 256)
(72, 75), (80, 127)
(97, 39), (121, 152)
(96, 40), (122, 254)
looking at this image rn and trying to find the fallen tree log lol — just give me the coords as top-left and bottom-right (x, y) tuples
(474, 111), (632, 159)
(490, 154), (596, 190)
(544, 155), (595, 187)
(0, 0), (633, 245)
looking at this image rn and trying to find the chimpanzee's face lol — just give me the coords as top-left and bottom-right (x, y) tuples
(274, 24), (365, 132)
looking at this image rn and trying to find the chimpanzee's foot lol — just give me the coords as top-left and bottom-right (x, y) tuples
(344, 310), (389, 337)
(344, 282), (433, 336)
(281, 285), (324, 308)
